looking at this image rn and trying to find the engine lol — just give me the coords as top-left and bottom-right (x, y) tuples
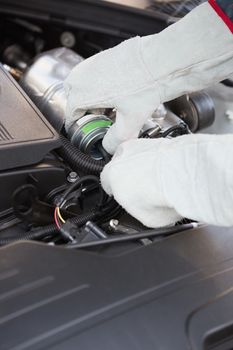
(0, 37), (216, 247)
(19, 47), (215, 154)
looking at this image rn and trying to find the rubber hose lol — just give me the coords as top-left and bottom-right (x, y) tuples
(70, 210), (97, 225)
(0, 198), (120, 246)
(0, 224), (57, 246)
(0, 211), (98, 246)
(58, 135), (106, 174)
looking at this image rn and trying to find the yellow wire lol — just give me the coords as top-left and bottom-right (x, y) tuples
(56, 207), (66, 224)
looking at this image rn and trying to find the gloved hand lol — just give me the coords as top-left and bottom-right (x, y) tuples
(65, 1), (233, 154)
(101, 134), (233, 228)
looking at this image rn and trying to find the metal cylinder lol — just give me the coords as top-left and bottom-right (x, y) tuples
(166, 92), (215, 132)
(68, 114), (112, 159)
(20, 47), (83, 131)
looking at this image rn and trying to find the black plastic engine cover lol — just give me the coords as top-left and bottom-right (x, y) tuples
(0, 158), (67, 212)
(1, 225), (233, 349)
(0, 65), (60, 171)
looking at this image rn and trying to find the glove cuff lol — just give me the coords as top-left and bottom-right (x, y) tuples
(141, 2), (233, 103)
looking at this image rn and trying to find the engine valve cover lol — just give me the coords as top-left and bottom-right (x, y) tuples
(0, 65), (60, 171)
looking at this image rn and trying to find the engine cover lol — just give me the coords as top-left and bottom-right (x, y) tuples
(1, 225), (233, 349)
(0, 65), (60, 171)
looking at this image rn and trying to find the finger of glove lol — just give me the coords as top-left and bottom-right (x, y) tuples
(100, 138), (182, 227)
(102, 86), (161, 154)
(64, 72), (114, 130)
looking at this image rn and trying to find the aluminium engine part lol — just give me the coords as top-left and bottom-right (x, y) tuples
(20, 47), (83, 131)
(166, 92), (215, 132)
(68, 114), (112, 159)
(20, 46), (190, 156)
(141, 104), (189, 138)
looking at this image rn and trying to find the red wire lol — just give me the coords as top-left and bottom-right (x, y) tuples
(54, 208), (61, 229)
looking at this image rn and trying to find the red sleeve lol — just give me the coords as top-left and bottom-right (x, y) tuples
(209, 0), (233, 33)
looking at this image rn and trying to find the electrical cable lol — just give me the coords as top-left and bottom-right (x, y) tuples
(0, 198), (119, 246)
(161, 124), (188, 138)
(0, 178), (118, 246)
(58, 135), (107, 174)
(54, 208), (61, 229)
(45, 184), (69, 203)
(53, 175), (105, 229)
(0, 210), (98, 246)
(57, 207), (65, 223)
(0, 224), (59, 246)
(57, 175), (105, 209)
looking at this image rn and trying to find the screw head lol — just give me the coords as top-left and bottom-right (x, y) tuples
(67, 172), (78, 183)
(60, 31), (76, 48)
(109, 219), (119, 229)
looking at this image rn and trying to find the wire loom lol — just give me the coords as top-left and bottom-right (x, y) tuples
(0, 171), (196, 248)
(53, 175), (105, 231)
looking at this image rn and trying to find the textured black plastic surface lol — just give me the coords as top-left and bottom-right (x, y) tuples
(1, 225), (233, 349)
(0, 158), (66, 212)
(0, 66), (60, 170)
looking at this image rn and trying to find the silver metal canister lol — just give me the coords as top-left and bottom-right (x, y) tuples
(20, 47), (83, 131)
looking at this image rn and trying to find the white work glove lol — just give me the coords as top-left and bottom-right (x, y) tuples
(101, 134), (233, 228)
(65, 1), (233, 154)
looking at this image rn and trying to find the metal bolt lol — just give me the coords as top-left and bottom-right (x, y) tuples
(146, 125), (161, 138)
(109, 219), (119, 229)
(60, 31), (76, 48)
(67, 172), (78, 183)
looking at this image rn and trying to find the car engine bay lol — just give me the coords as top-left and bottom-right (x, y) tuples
(0, 15), (218, 249)
(1, 4), (233, 350)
